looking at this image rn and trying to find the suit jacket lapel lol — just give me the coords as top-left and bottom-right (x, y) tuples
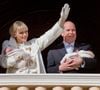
(59, 47), (66, 57)
(60, 43), (67, 56)
(73, 42), (77, 52)
(56, 43), (67, 62)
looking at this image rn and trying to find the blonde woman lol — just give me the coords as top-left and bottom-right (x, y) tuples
(0, 3), (70, 74)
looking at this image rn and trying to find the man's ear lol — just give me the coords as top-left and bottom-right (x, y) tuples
(61, 33), (64, 37)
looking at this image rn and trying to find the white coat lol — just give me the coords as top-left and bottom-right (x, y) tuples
(0, 22), (63, 74)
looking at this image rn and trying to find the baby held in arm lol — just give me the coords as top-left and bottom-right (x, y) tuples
(4, 46), (38, 73)
(60, 50), (95, 70)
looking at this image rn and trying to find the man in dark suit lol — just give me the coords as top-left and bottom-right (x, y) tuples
(47, 21), (96, 73)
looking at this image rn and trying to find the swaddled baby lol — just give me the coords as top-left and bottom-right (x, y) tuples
(6, 49), (37, 73)
(60, 50), (95, 64)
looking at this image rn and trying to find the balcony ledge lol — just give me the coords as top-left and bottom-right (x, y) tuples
(0, 74), (100, 86)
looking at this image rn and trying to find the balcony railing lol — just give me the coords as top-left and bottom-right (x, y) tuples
(0, 74), (100, 90)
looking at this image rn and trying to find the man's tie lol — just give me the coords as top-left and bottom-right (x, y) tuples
(66, 44), (74, 54)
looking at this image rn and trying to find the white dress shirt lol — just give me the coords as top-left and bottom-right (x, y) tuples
(63, 42), (75, 54)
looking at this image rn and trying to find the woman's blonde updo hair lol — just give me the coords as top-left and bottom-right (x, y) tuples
(9, 21), (28, 37)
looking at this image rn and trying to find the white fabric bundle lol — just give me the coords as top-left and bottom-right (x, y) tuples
(60, 50), (95, 64)
(5, 46), (39, 73)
